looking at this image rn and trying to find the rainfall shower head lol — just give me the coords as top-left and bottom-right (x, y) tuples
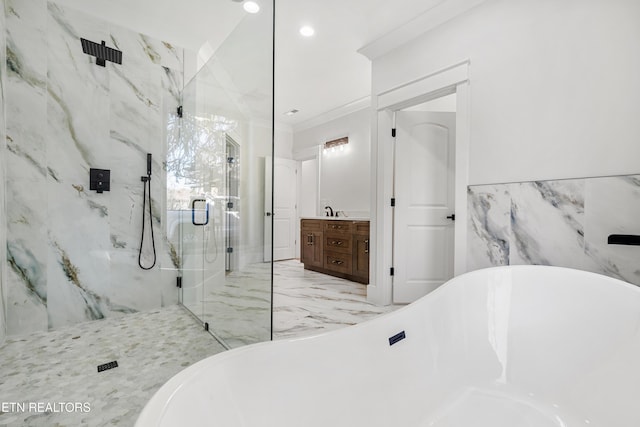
(80, 38), (122, 67)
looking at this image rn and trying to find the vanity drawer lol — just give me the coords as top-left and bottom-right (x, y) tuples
(353, 221), (369, 235)
(324, 235), (352, 254)
(324, 251), (352, 275)
(324, 221), (352, 234)
(301, 219), (323, 232)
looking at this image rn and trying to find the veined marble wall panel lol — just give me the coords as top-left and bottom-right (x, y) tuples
(5, 0), (49, 333)
(0, 0), (7, 342)
(467, 184), (511, 270)
(468, 175), (640, 286)
(4, 1), (184, 334)
(108, 23), (164, 313)
(5, 0), (47, 183)
(510, 180), (588, 269)
(584, 175), (640, 285)
(46, 4), (113, 330)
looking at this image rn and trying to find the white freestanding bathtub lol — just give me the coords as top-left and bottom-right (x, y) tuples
(136, 266), (640, 426)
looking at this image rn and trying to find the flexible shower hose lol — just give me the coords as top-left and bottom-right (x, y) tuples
(138, 175), (157, 270)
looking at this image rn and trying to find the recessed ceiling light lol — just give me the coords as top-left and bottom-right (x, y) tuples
(284, 109), (299, 116)
(299, 26), (315, 37)
(243, 1), (260, 13)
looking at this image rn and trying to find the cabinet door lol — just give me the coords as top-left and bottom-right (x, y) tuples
(353, 234), (370, 283)
(301, 230), (323, 268)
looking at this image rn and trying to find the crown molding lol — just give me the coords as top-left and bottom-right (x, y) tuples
(358, 0), (487, 61)
(292, 96), (371, 133)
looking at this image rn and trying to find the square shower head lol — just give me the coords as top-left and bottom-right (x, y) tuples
(80, 38), (122, 67)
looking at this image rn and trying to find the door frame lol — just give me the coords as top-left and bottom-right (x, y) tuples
(368, 60), (471, 306)
(293, 145), (322, 260)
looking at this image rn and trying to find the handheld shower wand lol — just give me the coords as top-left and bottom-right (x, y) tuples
(138, 153), (156, 270)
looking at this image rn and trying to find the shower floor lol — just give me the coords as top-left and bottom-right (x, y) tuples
(0, 305), (225, 426)
(0, 259), (399, 426)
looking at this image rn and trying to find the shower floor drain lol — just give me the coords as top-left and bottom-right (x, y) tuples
(97, 361), (118, 372)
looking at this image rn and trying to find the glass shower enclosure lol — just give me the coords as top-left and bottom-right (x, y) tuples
(166, 2), (273, 349)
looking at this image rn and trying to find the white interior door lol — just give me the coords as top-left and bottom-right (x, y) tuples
(264, 157), (297, 262)
(393, 111), (456, 303)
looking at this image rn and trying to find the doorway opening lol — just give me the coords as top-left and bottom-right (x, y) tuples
(369, 60), (470, 306)
(391, 93), (457, 303)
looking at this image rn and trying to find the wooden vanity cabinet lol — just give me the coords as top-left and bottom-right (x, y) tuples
(352, 222), (370, 281)
(300, 219), (369, 284)
(300, 219), (323, 269)
(323, 220), (353, 275)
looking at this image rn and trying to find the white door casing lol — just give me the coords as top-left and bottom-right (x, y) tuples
(393, 111), (456, 303)
(264, 157), (298, 262)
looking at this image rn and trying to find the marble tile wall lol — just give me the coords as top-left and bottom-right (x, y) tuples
(4, 0), (184, 335)
(0, 0), (6, 343)
(468, 175), (640, 286)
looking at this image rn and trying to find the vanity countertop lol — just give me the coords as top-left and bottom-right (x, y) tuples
(300, 216), (370, 221)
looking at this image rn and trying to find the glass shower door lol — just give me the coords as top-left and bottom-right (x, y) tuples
(167, 0), (273, 349)
(178, 207), (205, 322)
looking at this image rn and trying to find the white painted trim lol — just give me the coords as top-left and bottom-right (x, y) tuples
(368, 61), (470, 306)
(293, 96), (371, 133)
(453, 82), (470, 276)
(292, 145), (320, 162)
(358, 0), (487, 60)
(377, 61), (469, 111)
(367, 106), (395, 305)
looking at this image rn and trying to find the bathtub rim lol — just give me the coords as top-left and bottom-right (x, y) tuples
(135, 265), (640, 426)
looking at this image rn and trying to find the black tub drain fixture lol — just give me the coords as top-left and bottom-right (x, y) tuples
(389, 331), (406, 346)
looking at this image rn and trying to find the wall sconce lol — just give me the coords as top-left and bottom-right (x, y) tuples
(323, 137), (349, 154)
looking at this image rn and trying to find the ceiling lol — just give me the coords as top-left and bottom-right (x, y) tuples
(54, 0), (485, 128)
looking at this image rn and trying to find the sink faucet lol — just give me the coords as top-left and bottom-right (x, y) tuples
(324, 206), (334, 217)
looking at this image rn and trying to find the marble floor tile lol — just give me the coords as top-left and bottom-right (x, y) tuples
(0, 259), (400, 426)
(0, 305), (226, 426)
(273, 259), (399, 340)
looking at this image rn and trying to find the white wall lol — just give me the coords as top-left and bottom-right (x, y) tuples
(275, 123), (294, 159)
(373, 0), (640, 185)
(294, 108), (371, 217)
(299, 159), (318, 217)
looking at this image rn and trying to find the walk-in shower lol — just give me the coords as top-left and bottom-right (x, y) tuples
(0, 0), (274, 349)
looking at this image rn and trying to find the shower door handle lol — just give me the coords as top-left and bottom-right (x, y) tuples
(191, 199), (209, 226)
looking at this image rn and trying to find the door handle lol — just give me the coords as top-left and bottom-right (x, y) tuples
(265, 212), (272, 217)
(446, 214), (455, 221)
(364, 239), (369, 254)
(191, 199), (209, 226)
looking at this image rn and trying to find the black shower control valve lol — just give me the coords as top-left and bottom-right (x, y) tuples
(90, 168), (110, 193)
